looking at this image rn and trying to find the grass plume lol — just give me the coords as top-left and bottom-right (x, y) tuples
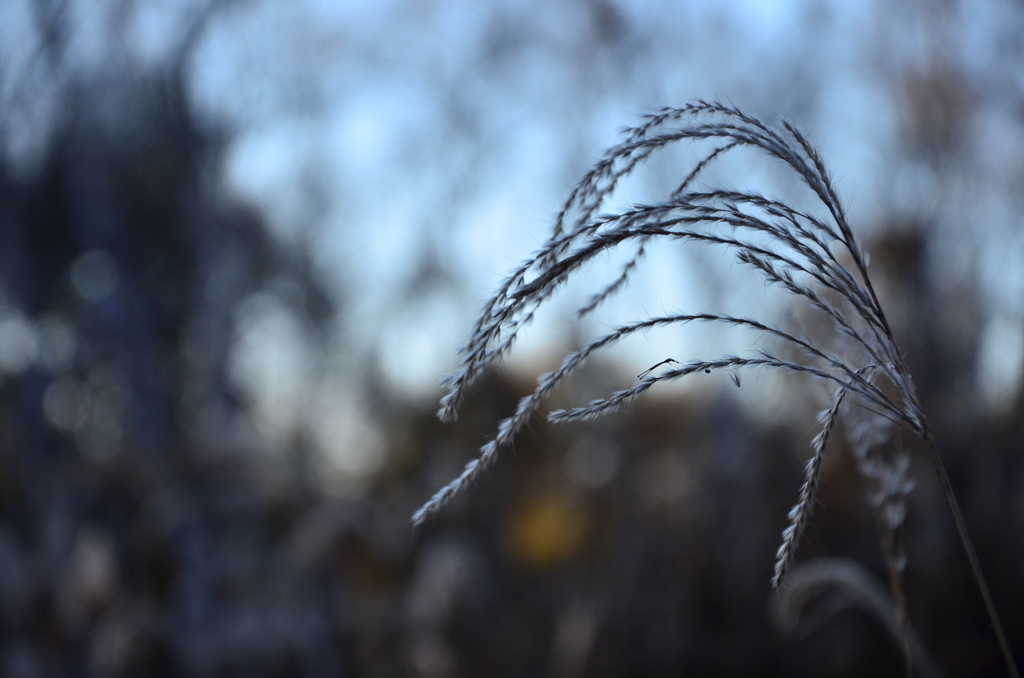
(415, 101), (1018, 676)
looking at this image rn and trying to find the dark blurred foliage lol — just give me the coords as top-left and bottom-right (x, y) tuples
(0, 3), (1023, 678)
(0, 15), (344, 676)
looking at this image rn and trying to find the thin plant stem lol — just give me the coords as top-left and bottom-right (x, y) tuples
(926, 432), (1020, 678)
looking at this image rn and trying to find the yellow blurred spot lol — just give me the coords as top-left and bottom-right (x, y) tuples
(508, 492), (587, 569)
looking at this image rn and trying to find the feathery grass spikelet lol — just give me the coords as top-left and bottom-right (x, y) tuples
(772, 383), (850, 588)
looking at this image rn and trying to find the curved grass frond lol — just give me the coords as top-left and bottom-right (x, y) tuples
(773, 382), (855, 589)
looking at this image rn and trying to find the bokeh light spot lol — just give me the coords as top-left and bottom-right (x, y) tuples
(70, 250), (118, 303)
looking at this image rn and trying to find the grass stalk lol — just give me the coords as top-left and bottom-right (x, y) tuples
(925, 432), (1020, 678)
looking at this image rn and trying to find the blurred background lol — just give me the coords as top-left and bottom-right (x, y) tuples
(0, 0), (1023, 675)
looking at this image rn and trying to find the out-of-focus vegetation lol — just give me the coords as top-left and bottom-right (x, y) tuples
(0, 0), (1022, 676)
